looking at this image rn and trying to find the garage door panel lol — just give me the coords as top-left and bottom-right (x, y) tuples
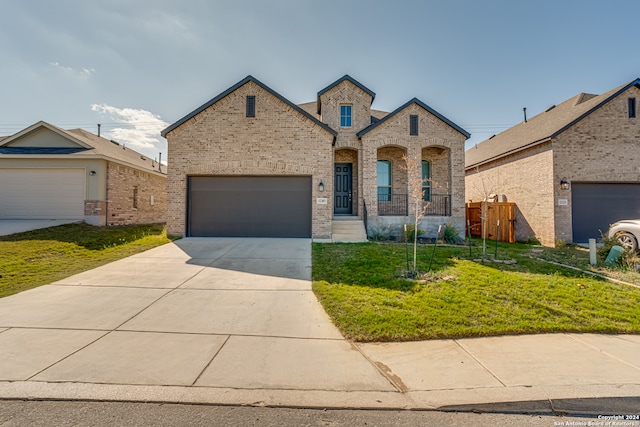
(0, 169), (85, 220)
(572, 183), (640, 242)
(189, 176), (311, 238)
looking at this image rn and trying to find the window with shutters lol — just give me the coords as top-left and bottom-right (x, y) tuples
(246, 96), (256, 118)
(410, 115), (419, 135)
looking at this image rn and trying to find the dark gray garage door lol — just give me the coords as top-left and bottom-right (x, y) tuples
(188, 176), (311, 237)
(572, 182), (640, 242)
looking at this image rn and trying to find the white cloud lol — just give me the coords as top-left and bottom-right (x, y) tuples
(91, 104), (168, 159)
(50, 61), (95, 78)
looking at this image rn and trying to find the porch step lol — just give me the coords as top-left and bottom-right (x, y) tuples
(331, 218), (368, 243)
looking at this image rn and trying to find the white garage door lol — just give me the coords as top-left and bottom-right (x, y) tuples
(0, 168), (85, 219)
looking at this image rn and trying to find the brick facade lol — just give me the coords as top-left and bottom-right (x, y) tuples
(466, 143), (555, 245)
(164, 76), (468, 239)
(106, 161), (167, 226)
(164, 80), (334, 238)
(466, 83), (640, 246)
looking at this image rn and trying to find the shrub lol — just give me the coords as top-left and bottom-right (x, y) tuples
(369, 224), (393, 241)
(442, 222), (463, 244)
(403, 224), (425, 242)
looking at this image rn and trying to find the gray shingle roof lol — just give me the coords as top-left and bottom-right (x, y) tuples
(465, 78), (640, 169)
(0, 121), (165, 174)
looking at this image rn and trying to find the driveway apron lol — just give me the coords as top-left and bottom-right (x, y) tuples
(0, 238), (394, 392)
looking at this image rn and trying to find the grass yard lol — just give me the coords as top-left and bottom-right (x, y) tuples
(0, 223), (175, 298)
(312, 241), (640, 342)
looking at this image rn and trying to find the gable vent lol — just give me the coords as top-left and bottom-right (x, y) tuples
(410, 115), (419, 135)
(246, 96), (256, 118)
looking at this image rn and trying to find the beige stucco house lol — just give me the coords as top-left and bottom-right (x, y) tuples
(162, 75), (469, 239)
(0, 121), (167, 226)
(465, 78), (640, 246)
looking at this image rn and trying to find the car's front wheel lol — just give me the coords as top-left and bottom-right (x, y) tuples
(616, 232), (638, 252)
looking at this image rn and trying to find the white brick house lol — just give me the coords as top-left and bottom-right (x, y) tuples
(162, 75), (469, 239)
(465, 78), (640, 246)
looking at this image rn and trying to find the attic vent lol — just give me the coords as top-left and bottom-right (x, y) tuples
(110, 140), (120, 146)
(246, 96), (256, 118)
(410, 115), (418, 135)
(545, 105), (556, 112)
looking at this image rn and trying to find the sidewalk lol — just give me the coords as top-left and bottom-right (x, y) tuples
(0, 238), (639, 413)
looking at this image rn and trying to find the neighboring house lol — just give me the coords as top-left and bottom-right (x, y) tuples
(0, 121), (166, 226)
(465, 78), (640, 246)
(161, 75), (469, 239)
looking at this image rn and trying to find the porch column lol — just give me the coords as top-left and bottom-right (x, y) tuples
(449, 141), (465, 219)
(406, 146), (419, 217)
(362, 141), (378, 219)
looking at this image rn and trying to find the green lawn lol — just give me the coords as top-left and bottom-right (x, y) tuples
(312, 241), (640, 342)
(0, 223), (175, 298)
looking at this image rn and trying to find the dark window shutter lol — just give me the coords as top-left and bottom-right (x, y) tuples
(246, 96), (256, 118)
(410, 115), (419, 135)
(629, 98), (636, 118)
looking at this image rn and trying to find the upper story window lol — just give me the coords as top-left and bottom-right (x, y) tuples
(629, 98), (636, 118)
(421, 161), (431, 201)
(410, 115), (419, 135)
(246, 96), (256, 118)
(340, 105), (352, 127)
(377, 160), (391, 201)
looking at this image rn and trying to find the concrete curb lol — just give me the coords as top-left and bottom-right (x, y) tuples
(2, 382), (639, 414)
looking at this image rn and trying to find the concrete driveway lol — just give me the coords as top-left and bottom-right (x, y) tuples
(0, 238), (397, 404)
(1, 237), (640, 411)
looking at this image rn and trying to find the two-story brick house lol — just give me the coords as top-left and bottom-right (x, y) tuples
(162, 75), (469, 240)
(465, 78), (640, 246)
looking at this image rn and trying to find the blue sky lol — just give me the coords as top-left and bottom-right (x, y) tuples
(1, 0), (639, 160)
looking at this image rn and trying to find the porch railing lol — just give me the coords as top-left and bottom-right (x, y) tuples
(377, 194), (451, 216)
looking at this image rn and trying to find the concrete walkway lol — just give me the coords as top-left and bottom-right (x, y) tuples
(0, 238), (639, 412)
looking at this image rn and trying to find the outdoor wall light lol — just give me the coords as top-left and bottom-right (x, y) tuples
(318, 181), (324, 192)
(89, 170), (97, 176)
(560, 177), (570, 190)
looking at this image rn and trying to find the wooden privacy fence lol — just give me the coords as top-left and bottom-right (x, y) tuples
(466, 202), (516, 243)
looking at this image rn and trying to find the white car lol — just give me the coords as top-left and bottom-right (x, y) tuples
(607, 219), (640, 252)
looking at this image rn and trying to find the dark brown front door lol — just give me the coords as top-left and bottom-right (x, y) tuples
(334, 163), (352, 215)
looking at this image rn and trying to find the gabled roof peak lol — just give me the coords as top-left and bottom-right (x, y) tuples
(161, 75), (336, 138)
(466, 77), (640, 169)
(356, 97), (470, 139)
(316, 75), (376, 114)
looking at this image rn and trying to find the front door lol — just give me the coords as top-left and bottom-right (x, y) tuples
(334, 163), (352, 215)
